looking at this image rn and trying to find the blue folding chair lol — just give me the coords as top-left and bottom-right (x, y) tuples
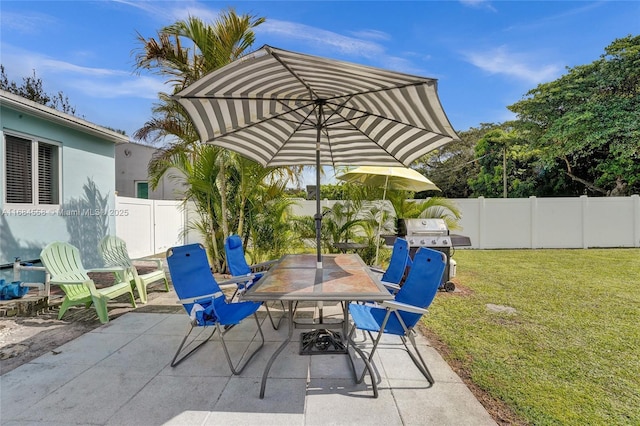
(348, 247), (446, 389)
(370, 237), (411, 293)
(167, 243), (264, 374)
(224, 234), (283, 329)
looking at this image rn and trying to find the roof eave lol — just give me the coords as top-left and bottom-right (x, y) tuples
(0, 90), (129, 144)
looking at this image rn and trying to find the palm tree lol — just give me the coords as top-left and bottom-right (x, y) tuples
(133, 10), (302, 269)
(387, 190), (463, 231)
(249, 181), (302, 262)
(134, 10), (265, 88)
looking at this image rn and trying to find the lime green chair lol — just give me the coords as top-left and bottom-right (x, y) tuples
(40, 242), (136, 323)
(98, 235), (169, 304)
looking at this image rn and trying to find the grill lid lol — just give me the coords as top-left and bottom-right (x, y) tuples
(403, 218), (449, 236)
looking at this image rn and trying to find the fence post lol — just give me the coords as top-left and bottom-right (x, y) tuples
(580, 195), (588, 249)
(478, 196), (485, 249)
(529, 196), (538, 249)
(633, 194), (640, 248)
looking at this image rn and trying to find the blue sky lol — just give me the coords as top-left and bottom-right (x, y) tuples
(1, 1), (639, 185)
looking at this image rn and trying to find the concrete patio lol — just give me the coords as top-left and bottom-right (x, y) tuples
(1, 291), (496, 425)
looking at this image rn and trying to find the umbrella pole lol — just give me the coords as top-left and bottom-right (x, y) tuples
(315, 119), (323, 268)
(315, 117), (323, 324)
(315, 147), (322, 267)
(374, 176), (389, 266)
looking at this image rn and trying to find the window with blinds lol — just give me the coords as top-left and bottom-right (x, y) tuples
(38, 142), (59, 204)
(4, 133), (60, 205)
(5, 135), (33, 204)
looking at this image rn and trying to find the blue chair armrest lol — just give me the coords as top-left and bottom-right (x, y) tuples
(177, 291), (224, 305)
(249, 259), (278, 272)
(369, 266), (385, 274)
(381, 281), (401, 293)
(380, 300), (427, 315)
(218, 274), (257, 286)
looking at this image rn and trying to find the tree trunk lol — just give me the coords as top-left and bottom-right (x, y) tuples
(562, 156), (608, 195)
(219, 160), (230, 239)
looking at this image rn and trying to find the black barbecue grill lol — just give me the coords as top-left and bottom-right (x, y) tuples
(392, 218), (471, 292)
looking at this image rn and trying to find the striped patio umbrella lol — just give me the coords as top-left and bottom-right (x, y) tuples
(174, 45), (459, 265)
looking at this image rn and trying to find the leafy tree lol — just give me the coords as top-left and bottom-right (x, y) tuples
(284, 188), (307, 198)
(1, 65), (76, 115)
(508, 35), (640, 196)
(414, 124), (490, 198)
(467, 127), (534, 198)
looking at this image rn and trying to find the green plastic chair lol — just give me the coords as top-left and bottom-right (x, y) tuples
(40, 242), (136, 323)
(98, 235), (169, 304)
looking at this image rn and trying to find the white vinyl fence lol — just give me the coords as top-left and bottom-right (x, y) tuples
(115, 195), (640, 257)
(115, 197), (186, 258)
(452, 195), (640, 249)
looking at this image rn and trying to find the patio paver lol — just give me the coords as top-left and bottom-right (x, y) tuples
(0, 296), (496, 426)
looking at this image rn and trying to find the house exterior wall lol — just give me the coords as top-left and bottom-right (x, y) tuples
(115, 142), (184, 200)
(0, 92), (126, 280)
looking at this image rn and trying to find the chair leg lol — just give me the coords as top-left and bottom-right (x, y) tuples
(401, 332), (435, 385)
(230, 289), (238, 301)
(57, 297), (74, 320)
(346, 309), (395, 385)
(264, 301), (286, 330)
(127, 289), (137, 309)
(219, 312), (265, 375)
(92, 295), (110, 324)
(134, 277), (148, 304)
(346, 323), (380, 398)
(58, 296), (94, 319)
(171, 323), (217, 367)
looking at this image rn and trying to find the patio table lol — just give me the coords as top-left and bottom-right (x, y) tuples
(242, 253), (393, 398)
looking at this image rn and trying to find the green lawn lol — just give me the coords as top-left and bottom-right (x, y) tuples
(424, 249), (640, 425)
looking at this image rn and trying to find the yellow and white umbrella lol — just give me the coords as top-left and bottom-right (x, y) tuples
(336, 166), (440, 265)
(336, 166), (440, 192)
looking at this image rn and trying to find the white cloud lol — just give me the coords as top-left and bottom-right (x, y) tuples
(40, 59), (128, 77)
(0, 11), (57, 34)
(169, 5), (222, 23)
(113, 1), (428, 76)
(1, 44), (166, 100)
(459, 0), (497, 12)
(73, 75), (168, 99)
(258, 19), (386, 59)
(112, 0), (221, 25)
(463, 46), (562, 84)
(348, 29), (391, 41)
(256, 19), (432, 76)
(111, 0), (174, 21)
(505, 2), (605, 32)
